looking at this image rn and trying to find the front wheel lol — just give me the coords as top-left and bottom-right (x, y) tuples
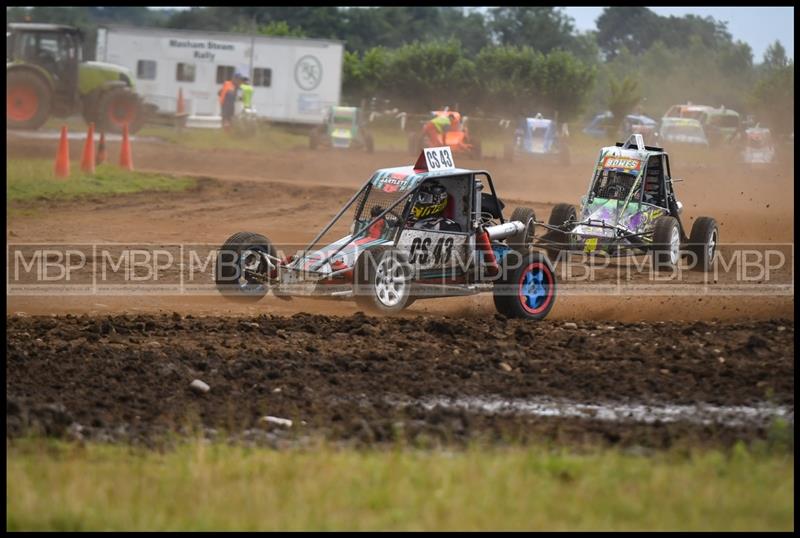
(545, 203), (577, 263)
(215, 231), (278, 302)
(651, 216), (681, 271)
(493, 251), (557, 320)
(354, 247), (413, 315)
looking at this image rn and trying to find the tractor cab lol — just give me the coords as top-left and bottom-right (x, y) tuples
(7, 23), (83, 115)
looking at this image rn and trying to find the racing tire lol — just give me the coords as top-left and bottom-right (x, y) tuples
(545, 203), (577, 263)
(493, 251), (556, 320)
(651, 216), (682, 271)
(215, 231), (278, 302)
(353, 247), (413, 315)
(504, 143), (514, 162)
(7, 70), (52, 130)
(687, 216), (718, 272)
(97, 87), (145, 135)
(508, 207), (536, 254)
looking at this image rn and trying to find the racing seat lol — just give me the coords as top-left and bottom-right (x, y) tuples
(643, 169), (662, 205)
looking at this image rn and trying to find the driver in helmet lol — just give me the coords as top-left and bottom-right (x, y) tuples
(407, 180), (461, 232)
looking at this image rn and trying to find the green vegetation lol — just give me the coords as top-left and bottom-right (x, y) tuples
(7, 158), (196, 204)
(6, 438), (794, 531)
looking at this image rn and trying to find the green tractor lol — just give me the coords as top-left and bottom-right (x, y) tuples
(7, 23), (146, 134)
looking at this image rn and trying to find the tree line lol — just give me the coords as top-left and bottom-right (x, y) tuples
(6, 6), (794, 134)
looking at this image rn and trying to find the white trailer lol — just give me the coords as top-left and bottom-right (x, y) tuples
(95, 24), (344, 125)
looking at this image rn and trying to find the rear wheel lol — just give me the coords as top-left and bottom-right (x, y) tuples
(97, 87), (145, 134)
(545, 203), (577, 263)
(215, 231), (277, 302)
(508, 206), (536, 254)
(493, 251), (556, 320)
(687, 216), (718, 272)
(7, 70), (51, 130)
(651, 216), (681, 271)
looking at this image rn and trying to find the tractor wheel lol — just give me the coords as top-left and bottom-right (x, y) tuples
(651, 216), (681, 271)
(687, 216), (718, 272)
(508, 206), (536, 254)
(545, 203), (577, 263)
(493, 251), (556, 320)
(215, 231), (278, 302)
(7, 70), (52, 130)
(97, 87), (145, 135)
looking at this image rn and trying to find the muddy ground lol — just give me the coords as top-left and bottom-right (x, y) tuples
(6, 314), (794, 449)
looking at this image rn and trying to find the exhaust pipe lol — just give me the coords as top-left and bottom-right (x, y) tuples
(485, 221), (525, 240)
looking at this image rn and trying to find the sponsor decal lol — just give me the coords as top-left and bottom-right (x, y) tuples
(602, 156), (642, 171)
(295, 55), (322, 91)
(374, 172), (411, 192)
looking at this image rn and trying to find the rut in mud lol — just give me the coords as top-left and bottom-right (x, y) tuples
(7, 314), (794, 449)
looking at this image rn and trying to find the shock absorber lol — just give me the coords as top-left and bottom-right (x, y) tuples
(476, 226), (499, 276)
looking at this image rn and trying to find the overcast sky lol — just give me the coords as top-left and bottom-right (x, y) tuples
(564, 6), (793, 61)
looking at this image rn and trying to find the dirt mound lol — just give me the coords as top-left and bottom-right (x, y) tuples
(7, 314), (793, 449)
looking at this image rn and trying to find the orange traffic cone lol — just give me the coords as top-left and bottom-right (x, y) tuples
(81, 122), (96, 174)
(96, 130), (107, 165)
(54, 125), (70, 179)
(177, 87), (185, 115)
(119, 123), (133, 171)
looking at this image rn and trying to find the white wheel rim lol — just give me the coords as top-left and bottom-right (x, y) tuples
(239, 249), (262, 286)
(707, 230), (717, 261)
(374, 256), (406, 307)
(669, 226), (680, 265)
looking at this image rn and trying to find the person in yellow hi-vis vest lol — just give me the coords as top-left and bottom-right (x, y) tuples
(239, 76), (254, 110)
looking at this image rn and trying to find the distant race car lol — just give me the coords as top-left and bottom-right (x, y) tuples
(408, 110), (481, 160)
(534, 134), (719, 272)
(658, 117), (709, 148)
(216, 146), (556, 319)
(741, 126), (776, 165)
(583, 111), (658, 145)
(310, 106), (374, 153)
(504, 114), (570, 164)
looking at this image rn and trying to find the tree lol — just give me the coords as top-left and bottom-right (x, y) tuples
(489, 7), (579, 53)
(762, 40), (789, 69)
(607, 76), (641, 134)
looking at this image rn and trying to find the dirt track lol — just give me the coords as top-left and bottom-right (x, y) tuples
(6, 134), (795, 321)
(6, 314), (794, 448)
(6, 132), (794, 449)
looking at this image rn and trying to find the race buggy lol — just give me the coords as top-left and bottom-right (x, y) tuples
(741, 126), (776, 165)
(309, 106), (375, 153)
(215, 147), (556, 319)
(533, 134), (719, 272)
(504, 114), (570, 164)
(658, 117), (709, 148)
(408, 110), (481, 160)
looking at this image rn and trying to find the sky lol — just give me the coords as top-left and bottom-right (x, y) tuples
(563, 6), (794, 61)
(151, 6), (794, 61)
